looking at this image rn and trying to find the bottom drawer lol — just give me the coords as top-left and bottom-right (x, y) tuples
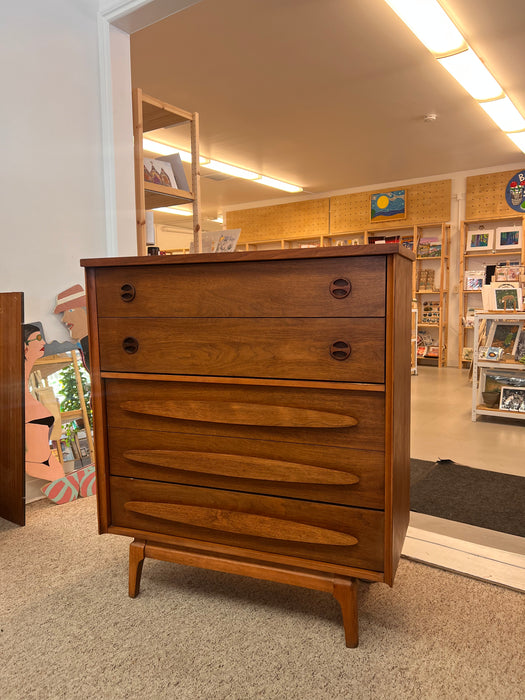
(110, 476), (384, 572)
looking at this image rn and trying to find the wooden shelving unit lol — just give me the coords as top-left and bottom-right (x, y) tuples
(471, 311), (525, 422)
(458, 215), (525, 367)
(413, 223), (450, 368)
(132, 88), (201, 255)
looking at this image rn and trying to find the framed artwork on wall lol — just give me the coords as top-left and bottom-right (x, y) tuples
(370, 189), (406, 223)
(495, 225), (522, 250)
(466, 229), (493, 252)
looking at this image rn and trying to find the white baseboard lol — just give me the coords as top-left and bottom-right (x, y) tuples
(403, 513), (525, 592)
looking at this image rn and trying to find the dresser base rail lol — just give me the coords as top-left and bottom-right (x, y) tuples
(129, 537), (359, 647)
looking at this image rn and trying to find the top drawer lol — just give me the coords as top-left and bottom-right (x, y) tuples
(94, 256), (386, 318)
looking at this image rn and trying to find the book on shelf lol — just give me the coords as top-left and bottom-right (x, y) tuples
(479, 346), (504, 361)
(157, 152), (189, 191)
(144, 158), (177, 188)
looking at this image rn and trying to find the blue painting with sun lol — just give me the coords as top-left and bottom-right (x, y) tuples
(370, 189), (406, 222)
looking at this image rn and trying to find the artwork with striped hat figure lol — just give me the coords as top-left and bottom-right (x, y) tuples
(54, 284), (90, 371)
(23, 322), (96, 505)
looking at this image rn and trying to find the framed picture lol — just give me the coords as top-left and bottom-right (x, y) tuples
(486, 322), (522, 355)
(417, 238), (441, 258)
(499, 385), (525, 412)
(370, 189), (406, 223)
(494, 264), (521, 282)
(495, 225), (522, 251)
(464, 270), (485, 291)
(466, 229), (493, 252)
(491, 286), (523, 311)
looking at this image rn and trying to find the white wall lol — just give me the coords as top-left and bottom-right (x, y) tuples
(0, 0), (107, 342)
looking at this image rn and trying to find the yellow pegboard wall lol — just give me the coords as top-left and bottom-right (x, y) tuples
(330, 180), (451, 233)
(465, 170), (522, 220)
(226, 199), (329, 243)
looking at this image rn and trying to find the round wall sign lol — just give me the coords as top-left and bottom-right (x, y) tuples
(505, 170), (525, 212)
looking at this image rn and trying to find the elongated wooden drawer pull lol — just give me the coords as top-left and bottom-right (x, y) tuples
(119, 399), (358, 428)
(330, 341), (351, 361)
(329, 278), (352, 299)
(124, 501), (359, 546)
(123, 449), (360, 486)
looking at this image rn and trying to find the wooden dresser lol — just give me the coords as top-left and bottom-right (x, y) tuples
(81, 244), (413, 647)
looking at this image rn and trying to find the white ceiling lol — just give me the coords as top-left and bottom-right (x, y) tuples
(130, 0), (525, 228)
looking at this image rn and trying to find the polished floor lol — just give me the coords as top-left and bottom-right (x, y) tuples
(407, 366), (525, 587)
(411, 366), (524, 477)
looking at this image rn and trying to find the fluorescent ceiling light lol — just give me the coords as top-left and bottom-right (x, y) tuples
(256, 176), (303, 193)
(204, 159), (259, 180)
(479, 97), (525, 133)
(143, 137), (303, 192)
(383, 0), (465, 55)
(210, 216), (224, 223)
(143, 138), (193, 163)
(437, 49), (503, 101)
(153, 207), (193, 216)
(506, 131), (525, 154)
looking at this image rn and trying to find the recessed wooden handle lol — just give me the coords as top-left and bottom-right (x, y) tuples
(123, 337), (139, 354)
(120, 283), (136, 302)
(330, 341), (351, 361)
(329, 278), (352, 299)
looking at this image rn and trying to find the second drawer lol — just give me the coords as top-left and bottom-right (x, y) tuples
(97, 317), (385, 383)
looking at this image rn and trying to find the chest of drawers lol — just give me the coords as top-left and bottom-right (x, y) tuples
(81, 244), (413, 647)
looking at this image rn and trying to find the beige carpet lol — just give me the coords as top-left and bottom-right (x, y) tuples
(1, 497), (523, 700)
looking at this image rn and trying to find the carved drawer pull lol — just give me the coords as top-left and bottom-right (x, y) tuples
(329, 278), (352, 299)
(123, 337), (139, 354)
(330, 341), (351, 361)
(120, 283), (136, 302)
(124, 501), (359, 546)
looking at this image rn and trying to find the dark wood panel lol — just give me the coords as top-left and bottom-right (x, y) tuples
(107, 427), (385, 509)
(97, 317), (385, 383)
(386, 254), (412, 585)
(0, 292), (25, 525)
(94, 256), (386, 318)
(110, 476), (385, 571)
(104, 379), (385, 451)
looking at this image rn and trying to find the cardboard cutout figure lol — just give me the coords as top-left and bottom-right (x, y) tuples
(24, 323), (66, 482)
(24, 322), (95, 504)
(54, 284), (90, 371)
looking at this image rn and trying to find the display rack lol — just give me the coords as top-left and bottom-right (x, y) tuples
(132, 88), (201, 256)
(458, 215), (525, 367)
(471, 311), (525, 422)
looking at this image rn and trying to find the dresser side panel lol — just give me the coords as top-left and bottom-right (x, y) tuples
(384, 255), (412, 584)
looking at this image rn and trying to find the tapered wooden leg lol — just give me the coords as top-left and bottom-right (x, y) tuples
(332, 577), (359, 648)
(129, 539), (146, 598)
